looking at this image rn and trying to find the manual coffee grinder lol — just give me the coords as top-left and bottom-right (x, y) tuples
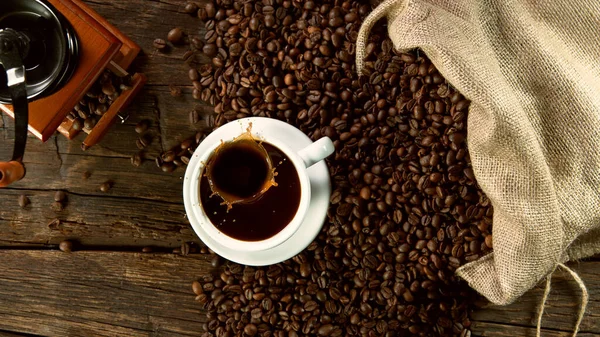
(0, 0), (146, 187)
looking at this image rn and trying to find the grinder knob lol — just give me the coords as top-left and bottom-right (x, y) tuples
(0, 161), (25, 187)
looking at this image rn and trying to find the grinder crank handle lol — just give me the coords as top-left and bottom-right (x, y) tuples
(0, 82), (27, 187)
(0, 29), (29, 187)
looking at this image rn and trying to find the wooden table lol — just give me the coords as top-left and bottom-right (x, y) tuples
(0, 1), (597, 336)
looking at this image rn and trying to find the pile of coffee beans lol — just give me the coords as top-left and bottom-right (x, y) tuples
(155, 0), (494, 335)
(154, 133), (204, 172)
(66, 70), (132, 132)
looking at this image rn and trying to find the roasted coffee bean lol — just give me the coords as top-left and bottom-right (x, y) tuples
(244, 324), (258, 336)
(485, 234), (493, 248)
(162, 151), (176, 163)
(101, 81), (116, 96)
(202, 44), (218, 57)
(18, 194), (30, 208)
(191, 37), (204, 50)
(182, 51), (196, 65)
(135, 138), (145, 150)
(181, 242), (191, 256)
(54, 191), (67, 202)
(100, 182), (112, 193)
(189, 110), (200, 124)
(192, 281), (204, 295)
(184, 2), (198, 14)
(72, 118), (83, 131)
(135, 119), (150, 134)
(84, 116), (97, 130)
(188, 68), (200, 81)
(131, 152), (143, 167)
(211, 255), (222, 268)
(167, 27), (185, 43)
(153, 38), (167, 50)
(59, 240), (73, 253)
(161, 162), (176, 173)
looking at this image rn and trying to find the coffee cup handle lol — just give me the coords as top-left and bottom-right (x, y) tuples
(297, 137), (335, 168)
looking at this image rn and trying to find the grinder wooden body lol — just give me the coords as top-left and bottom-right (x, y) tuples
(0, 0), (146, 186)
(1, 0), (146, 145)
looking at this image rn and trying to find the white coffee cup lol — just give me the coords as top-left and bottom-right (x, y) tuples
(183, 118), (334, 252)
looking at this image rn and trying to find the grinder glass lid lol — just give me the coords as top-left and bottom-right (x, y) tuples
(0, 0), (78, 103)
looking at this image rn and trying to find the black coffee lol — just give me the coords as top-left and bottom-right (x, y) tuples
(207, 139), (270, 199)
(200, 142), (302, 241)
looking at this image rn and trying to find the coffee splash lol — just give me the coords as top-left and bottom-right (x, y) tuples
(204, 124), (278, 211)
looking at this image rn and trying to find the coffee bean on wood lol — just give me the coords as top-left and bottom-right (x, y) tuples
(100, 182), (112, 193)
(131, 152), (143, 167)
(18, 194), (29, 208)
(181, 242), (191, 256)
(54, 191), (67, 202)
(167, 27), (185, 44)
(135, 120), (150, 134)
(184, 2), (198, 14)
(59, 240), (73, 253)
(153, 38), (167, 50)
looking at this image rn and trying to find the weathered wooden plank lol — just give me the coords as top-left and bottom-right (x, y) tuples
(0, 251), (212, 337)
(0, 130), (183, 204)
(0, 188), (199, 248)
(471, 261), (600, 335)
(470, 321), (596, 337)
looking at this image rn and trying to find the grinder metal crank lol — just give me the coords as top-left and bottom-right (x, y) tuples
(0, 28), (29, 187)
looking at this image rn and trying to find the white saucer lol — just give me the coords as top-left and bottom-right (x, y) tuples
(183, 117), (331, 266)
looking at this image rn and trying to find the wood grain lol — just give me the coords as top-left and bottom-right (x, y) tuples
(0, 188), (199, 248)
(0, 135), (184, 203)
(470, 321), (597, 337)
(0, 251), (212, 337)
(471, 261), (600, 335)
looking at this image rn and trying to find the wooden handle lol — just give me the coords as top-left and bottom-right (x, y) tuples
(0, 161), (25, 187)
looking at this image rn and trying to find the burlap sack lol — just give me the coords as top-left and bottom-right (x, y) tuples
(357, 0), (600, 306)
